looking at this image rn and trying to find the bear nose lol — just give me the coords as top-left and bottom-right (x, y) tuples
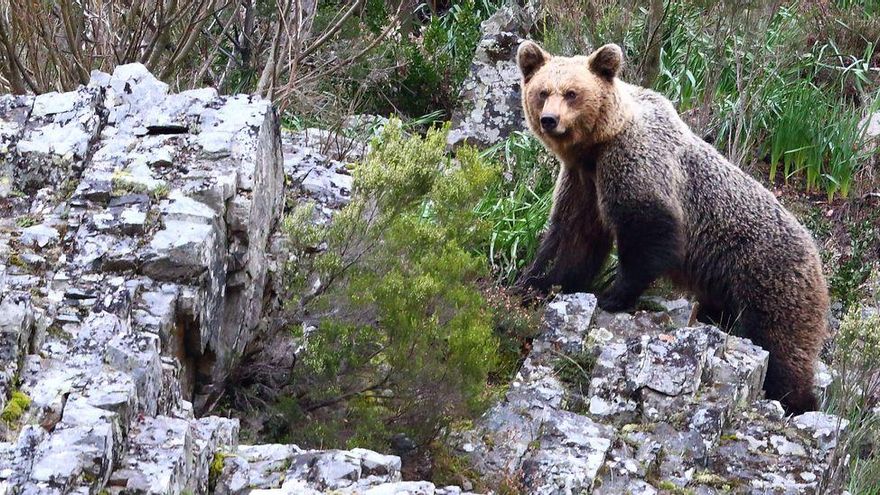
(540, 114), (559, 131)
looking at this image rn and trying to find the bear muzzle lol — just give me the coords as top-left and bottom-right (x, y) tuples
(540, 113), (560, 131)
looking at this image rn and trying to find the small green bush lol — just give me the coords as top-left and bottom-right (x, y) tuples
(836, 309), (880, 371)
(429, 441), (489, 492)
(829, 219), (879, 309)
(208, 451), (232, 492)
(552, 347), (599, 412)
(280, 118), (503, 450)
(390, 1), (499, 118)
(820, 308), (880, 493)
(339, 0), (501, 121)
(483, 285), (544, 382)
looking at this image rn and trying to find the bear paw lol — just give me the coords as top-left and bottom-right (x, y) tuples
(597, 290), (636, 312)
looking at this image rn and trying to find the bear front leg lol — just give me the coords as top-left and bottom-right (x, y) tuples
(515, 224), (563, 295)
(515, 167), (612, 297)
(598, 206), (682, 312)
(517, 223), (612, 296)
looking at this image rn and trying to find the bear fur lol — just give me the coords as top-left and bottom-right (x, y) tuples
(515, 41), (829, 414)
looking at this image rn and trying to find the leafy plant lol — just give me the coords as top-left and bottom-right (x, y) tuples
(483, 285), (544, 382)
(367, 0), (499, 119)
(552, 348), (598, 409)
(1, 390), (31, 426)
(476, 131), (556, 283)
(829, 219), (879, 308)
(820, 308), (880, 494)
(429, 440), (490, 492)
(277, 119), (503, 450)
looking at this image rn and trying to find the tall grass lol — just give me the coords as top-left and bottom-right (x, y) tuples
(475, 132), (556, 283)
(647, 2), (878, 199)
(759, 40), (877, 200)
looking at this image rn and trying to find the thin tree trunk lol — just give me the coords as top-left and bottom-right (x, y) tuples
(0, 19), (27, 94)
(641, 0), (665, 88)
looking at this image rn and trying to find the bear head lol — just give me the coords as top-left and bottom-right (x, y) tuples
(517, 41), (631, 156)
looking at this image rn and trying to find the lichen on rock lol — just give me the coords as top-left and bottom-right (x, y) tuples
(452, 293), (849, 495)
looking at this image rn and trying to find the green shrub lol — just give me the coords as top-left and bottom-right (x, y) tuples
(208, 451), (232, 492)
(483, 285), (544, 382)
(351, 0), (501, 120)
(429, 441), (490, 491)
(277, 1), (501, 129)
(394, 8), (479, 117)
(797, 202), (879, 312)
(829, 219), (879, 308)
(279, 118), (503, 450)
(552, 348), (598, 412)
(821, 308), (880, 494)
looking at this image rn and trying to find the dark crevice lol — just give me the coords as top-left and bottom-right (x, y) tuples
(146, 124), (189, 135)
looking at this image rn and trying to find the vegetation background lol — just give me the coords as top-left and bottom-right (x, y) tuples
(3, 0), (878, 491)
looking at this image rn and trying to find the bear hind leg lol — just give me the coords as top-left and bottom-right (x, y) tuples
(763, 346), (819, 414)
(741, 310), (821, 415)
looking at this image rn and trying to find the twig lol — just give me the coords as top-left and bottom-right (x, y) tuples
(303, 373), (391, 412)
(299, 0), (364, 59)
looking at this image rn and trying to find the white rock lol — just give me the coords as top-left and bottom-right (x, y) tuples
(31, 91), (78, 117)
(793, 412), (849, 451)
(19, 224), (59, 248)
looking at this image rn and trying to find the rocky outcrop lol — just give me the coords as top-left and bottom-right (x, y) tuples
(213, 444), (478, 495)
(447, 1), (539, 148)
(0, 64), (286, 492)
(454, 294), (848, 494)
(0, 72), (475, 493)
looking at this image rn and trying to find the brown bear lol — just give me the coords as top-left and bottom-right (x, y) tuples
(514, 40), (829, 414)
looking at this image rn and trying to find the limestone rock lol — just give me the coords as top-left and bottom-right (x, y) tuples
(447, 2), (539, 148)
(0, 64), (280, 493)
(13, 88), (105, 193)
(213, 444), (478, 495)
(455, 294), (848, 495)
(282, 130), (353, 210)
(859, 109), (880, 168)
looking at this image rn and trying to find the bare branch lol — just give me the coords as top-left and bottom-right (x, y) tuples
(299, 0), (363, 59)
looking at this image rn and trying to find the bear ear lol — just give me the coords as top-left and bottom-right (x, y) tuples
(589, 44), (624, 80)
(517, 40), (549, 82)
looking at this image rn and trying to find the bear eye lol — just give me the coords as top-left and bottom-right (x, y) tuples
(539, 90), (549, 99)
(565, 90), (577, 100)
